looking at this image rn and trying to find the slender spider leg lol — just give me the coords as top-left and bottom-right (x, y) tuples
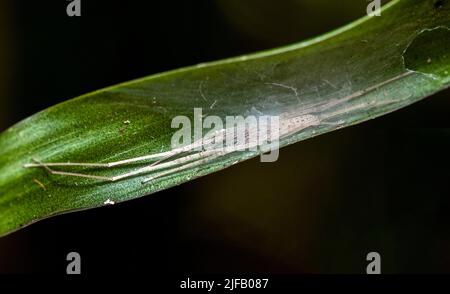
(25, 128), (255, 183)
(142, 152), (225, 184)
(24, 148), (187, 169)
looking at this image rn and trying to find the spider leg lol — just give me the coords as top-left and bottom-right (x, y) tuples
(24, 129), (228, 169)
(29, 156), (172, 182)
(30, 148), (225, 182)
(25, 128), (230, 182)
(31, 159), (116, 181)
(111, 149), (224, 182)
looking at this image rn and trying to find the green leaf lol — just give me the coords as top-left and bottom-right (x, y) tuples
(0, 0), (449, 237)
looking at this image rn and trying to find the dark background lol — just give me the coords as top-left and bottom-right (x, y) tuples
(0, 0), (449, 274)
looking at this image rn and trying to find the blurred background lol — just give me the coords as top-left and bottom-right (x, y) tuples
(1, 0), (450, 274)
